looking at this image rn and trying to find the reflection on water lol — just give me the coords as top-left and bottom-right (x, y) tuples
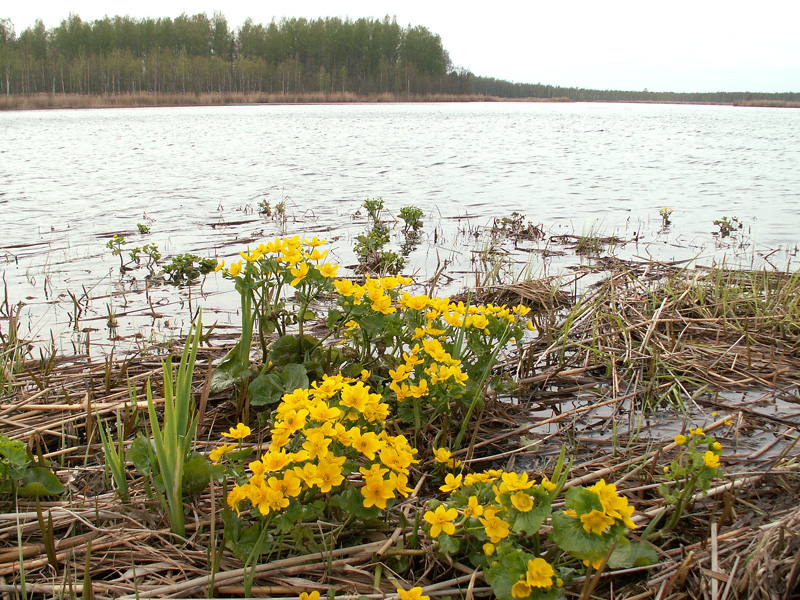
(1, 102), (799, 350)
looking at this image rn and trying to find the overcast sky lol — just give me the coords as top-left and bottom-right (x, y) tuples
(4, 0), (799, 93)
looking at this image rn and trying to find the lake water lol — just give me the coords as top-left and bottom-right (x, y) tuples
(2, 102), (799, 352)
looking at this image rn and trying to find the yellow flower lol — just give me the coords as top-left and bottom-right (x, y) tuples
(433, 447), (452, 464)
(371, 294), (396, 315)
(226, 484), (248, 516)
(703, 450), (720, 468)
(674, 434), (688, 445)
(290, 261), (310, 286)
(541, 477), (557, 492)
(510, 491), (534, 512)
(692, 427), (705, 437)
(222, 423), (251, 439)
(588, 479), (629, 520)
(299, 592), (320, 600)
(463, 496), (484, 518)
(483, 543), (495, 556)
(319, 262), (338, 278)
(360, 474), (395, 509)
(712, 442), (722, 451)
(209, 443), (236, 463)
(214, 259), (225, 272)
(350, 430), (385, 460)
(397, 587), (429, 600)
(479, 507), (510, 543)
(315, 459), (345, 493)
(580, 509), (615, 535)
(423, 504), (459, 538)
(511, 580), (532, 598)
(526, 557), (555, 588)
(439, 473), (463, 494)
(304, 236), (326, 247)
(228, 261), (242, 277)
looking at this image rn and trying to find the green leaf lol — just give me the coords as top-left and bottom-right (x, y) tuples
(127, 434), (156, 477)
(326, 308), (343, 329)
(182, 454), (212, 496)
(281, 363), (309, 391)
(17, 467), (64, 497)
(436, 533), (461, 555)
(249, 372), (285, 406)
(210, 345), (253, 393)
(608, 538), (658, 569)
(511, 502), (551, 536)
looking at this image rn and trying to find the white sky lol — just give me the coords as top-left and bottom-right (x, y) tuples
(4, 0), (799, 93)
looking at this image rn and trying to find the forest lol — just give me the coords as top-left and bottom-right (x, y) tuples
(1, 13), (799, 103)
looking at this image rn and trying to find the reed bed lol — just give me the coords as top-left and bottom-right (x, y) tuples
(1, 257), (798, 599)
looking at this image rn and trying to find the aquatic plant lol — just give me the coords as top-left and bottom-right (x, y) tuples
(713, 216), (742, 238)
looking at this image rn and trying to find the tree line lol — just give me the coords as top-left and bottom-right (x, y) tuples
(1, 13), (798, 102)
(0, 14), (454, 96)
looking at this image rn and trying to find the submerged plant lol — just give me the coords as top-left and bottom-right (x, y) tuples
(398, 205), (424, 233)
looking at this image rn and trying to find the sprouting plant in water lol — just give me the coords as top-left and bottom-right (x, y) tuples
(106, 235), (127, 270)
(129, 244), (162, 277)
(258, 199), (271, 216)
(137, 223), (151, 235)
(398, 205), (424, 233)
(363, 198), (384, 225)
(162, 254), (218, 284)
(713, 216), (742, 238)
(659, 208), (673, 229)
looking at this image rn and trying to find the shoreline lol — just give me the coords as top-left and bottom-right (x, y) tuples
(5, 91), (798, 112)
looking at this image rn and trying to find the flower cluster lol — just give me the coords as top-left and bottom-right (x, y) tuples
(221, 373), (419, 518)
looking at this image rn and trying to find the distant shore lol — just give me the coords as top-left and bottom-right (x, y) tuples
(0, 92), (577, 111)
(2, 92), (798, 111)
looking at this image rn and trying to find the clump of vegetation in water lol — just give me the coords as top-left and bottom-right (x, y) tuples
(136, 222), (151, 234)
(398, 205), (424, 233)
(492, 212), (545, 243)
(355, 198), (406, 274)
(659, 207), (673, 229)
(713, 216), (742, 238)
(162, 254), (218, 284)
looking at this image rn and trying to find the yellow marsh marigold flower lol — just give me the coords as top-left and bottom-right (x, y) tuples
(580, 509), (616, 535)
(319, 262), (338, 278)
(268, 472), (302, 498)
(315, 459), (345, 493)
(480, 506), (511, 543)
(361, 474), (395, 509)
(209, 443), (236, 463)
(464, 496), (484, 518)
(433, 447), (452, 464)
(703, 450), (720, 468)
(299, 592), (320, 600)
(227, 484), (248, 516)
(440, 473), (463, 493)
(674, 434), (688, 445)
(350, 429), (385, 460)
(510, 490), (535, 512)
(290, 261), (310, 286)
(583, 557), (604, 569)
(499, 471), (535, 492)
(303, 236), (326, 247)
(692, 427), (705, 437)
(526, 557), (555, 588)
(214, 259), (225, 272)
(589, 479), (629, 520)
(511, 580), (532, 598)
(712, 441), (722, 451)
(423, 504), (459, 538)
(228, 261), (243, 277)
(483, 543), (495, 556)
(371, 293), (395, 315)
(306, 248), (328, 262)
(397, 587), (429, 600)
(222, 423), (251, 439)
(541, 477), (557, 492)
